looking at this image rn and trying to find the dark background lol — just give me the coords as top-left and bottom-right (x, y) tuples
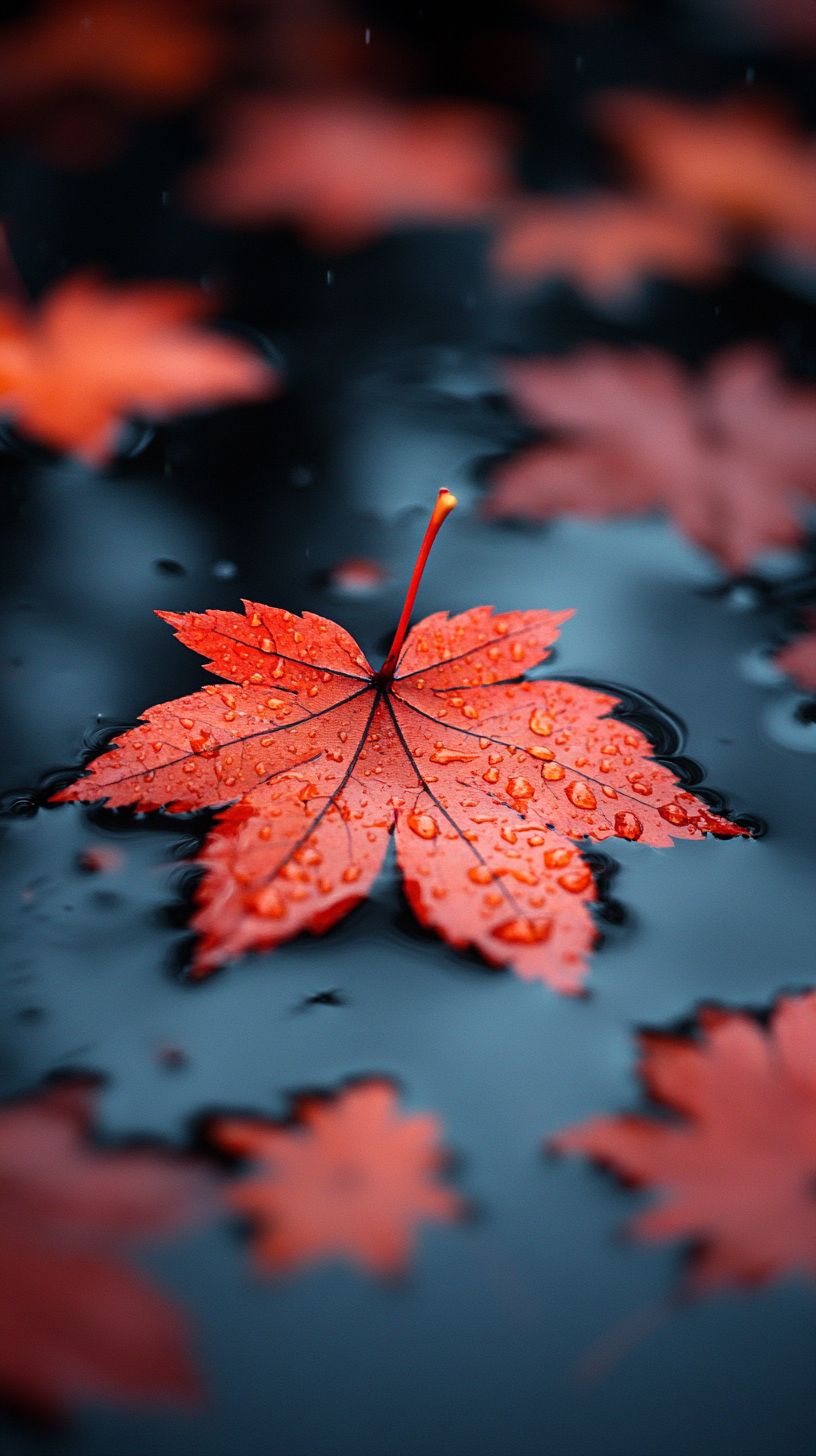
(1, 3), (815, 1453)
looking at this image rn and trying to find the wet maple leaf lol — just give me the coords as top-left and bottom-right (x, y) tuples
(486, 344), (816, 573)
(208, 1080), (463, 1277)
(550, 991), (816, 1290)
(0, 0), (226, 113)
(185, 95), (515, 247)
(491, 193), (726, 302)
(774, 610), (816, 692)
(54, 490), (742, 992)
(594, 91), (816, 250)
(0, 1078), (212, 1422)
(0, 271), (277, 461)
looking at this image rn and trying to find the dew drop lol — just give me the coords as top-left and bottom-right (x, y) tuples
(507, 777), (534, 799)
(483, 767), (500, 784)
(407, 813), (438, 839)
(659, 802), (689, 826)
(342, 864), (362, 882)
(558, 867), (592, 894)
(492, 917), (552, 945)
(529, 708), (554, 736)
(253, 884), (285, 917)
(468, 865), (493, 884)
(614, 811), (643, 840)
(544, 847), (572, 868)
(543, 763), (565, 781)
(566, 781), (596, 810)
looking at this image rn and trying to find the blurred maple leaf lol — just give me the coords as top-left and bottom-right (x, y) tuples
(486, 344), (816, 573)
(774, 610), (816, 691)
(209, 1079), (463, 1277)
(0, 271), (278, 462)
(550, 991), (816, 1290)
(727, 0), (816, 49)
(491, 193), (726, 302)
(54, 492), (743, 993)
(0, 0), (227, 113)
(0, 1078), (212, 1422)
(594, 90), (816, 251)
(258, 0), (416, 95)
(185, 95), (515, 246)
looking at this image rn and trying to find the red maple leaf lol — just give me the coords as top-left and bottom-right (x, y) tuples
(774, 610), (816, 692)
(0, 1078), (212, 1422)
(0, 0), (227, 113)
(54, 491), (743, 992)
(593, 90), (816, 251)
(184, 95), (515, 247)
(490, 193), (726, 302)
(0, 271), (278, 461)
(208, 1080), (463, 1277)
(486, 344), (816, 573)
(550, 991), (816, 1291)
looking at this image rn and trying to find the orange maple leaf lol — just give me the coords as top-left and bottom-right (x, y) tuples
(593, 90), (816, 251)
(0, 1078), (211, 1422)
(54, 491), (743, 992)
(774, 610), (816, 692)
(491, 193), (726, 302)
(486, 344), (816, 573)
(0, 271), (278, 461)
(550, 991), (816, 1290)
(185, 95), (515, 247)
(0, 0), (226, 113)
(208, 1080), (463, 1277)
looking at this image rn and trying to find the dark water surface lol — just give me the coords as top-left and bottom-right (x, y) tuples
(2, 415), (815, 1455)
(1, 7), (816, 1449)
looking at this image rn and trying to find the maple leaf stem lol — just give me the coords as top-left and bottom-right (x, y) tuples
(376, 488), (457, 683)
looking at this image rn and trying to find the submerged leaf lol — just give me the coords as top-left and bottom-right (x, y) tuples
(487, 344), (816, 572)
(550, 992), (816, 1290)
(0, 1079), (211, 1422)
(774, 611), (816, 692)
(209, 1080), (463, 1277)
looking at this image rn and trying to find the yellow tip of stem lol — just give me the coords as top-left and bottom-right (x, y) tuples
(376, 488), (458, 682)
